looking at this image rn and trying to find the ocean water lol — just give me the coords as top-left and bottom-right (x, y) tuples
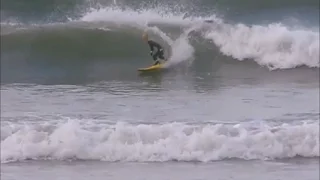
(1, 0), (319, 179)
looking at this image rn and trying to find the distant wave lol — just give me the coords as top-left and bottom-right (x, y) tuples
(1, 120), (318, 163)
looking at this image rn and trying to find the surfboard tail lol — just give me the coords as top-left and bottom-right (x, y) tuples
(138, 63), (164, 72)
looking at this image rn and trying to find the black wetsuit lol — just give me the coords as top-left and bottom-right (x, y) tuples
(148, 40), (165, 65)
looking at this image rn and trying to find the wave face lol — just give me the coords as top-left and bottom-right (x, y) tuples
(1, 120), (318, 163)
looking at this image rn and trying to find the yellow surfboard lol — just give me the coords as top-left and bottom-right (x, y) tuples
(138, 63), (164, 72)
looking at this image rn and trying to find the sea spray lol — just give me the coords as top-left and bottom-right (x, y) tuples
(146, 26), (195, 67)
(80, 6), (192, 27)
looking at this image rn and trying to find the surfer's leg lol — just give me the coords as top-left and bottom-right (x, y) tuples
(152, 50), (165, 65)
(152, 52), (158, 61)
(158, 51), (165, 61)
(153, 60), (160, 65)
(152, 51), (160, 62)
(153, 50), (165, 61)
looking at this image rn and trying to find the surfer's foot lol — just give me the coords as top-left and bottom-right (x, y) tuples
(154, 60), (161, 65)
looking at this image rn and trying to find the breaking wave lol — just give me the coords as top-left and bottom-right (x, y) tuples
(1, 8), (319, 71)
(1, 120), (318, 163)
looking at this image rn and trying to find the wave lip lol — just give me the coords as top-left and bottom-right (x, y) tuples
(1, 120), (318, 163)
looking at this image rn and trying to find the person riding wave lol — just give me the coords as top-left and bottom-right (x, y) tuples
(142, 32), (166, 65)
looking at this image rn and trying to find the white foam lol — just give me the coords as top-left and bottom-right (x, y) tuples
(1, 120), (318, 163)
(203, 22), (319, 70)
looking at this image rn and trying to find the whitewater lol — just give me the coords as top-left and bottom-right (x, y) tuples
(1, 120), (319, 163)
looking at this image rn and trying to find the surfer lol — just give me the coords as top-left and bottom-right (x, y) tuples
(142, 32), (166, 65)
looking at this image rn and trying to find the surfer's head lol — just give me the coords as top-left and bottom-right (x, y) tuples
(142, 32), (148, 42)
